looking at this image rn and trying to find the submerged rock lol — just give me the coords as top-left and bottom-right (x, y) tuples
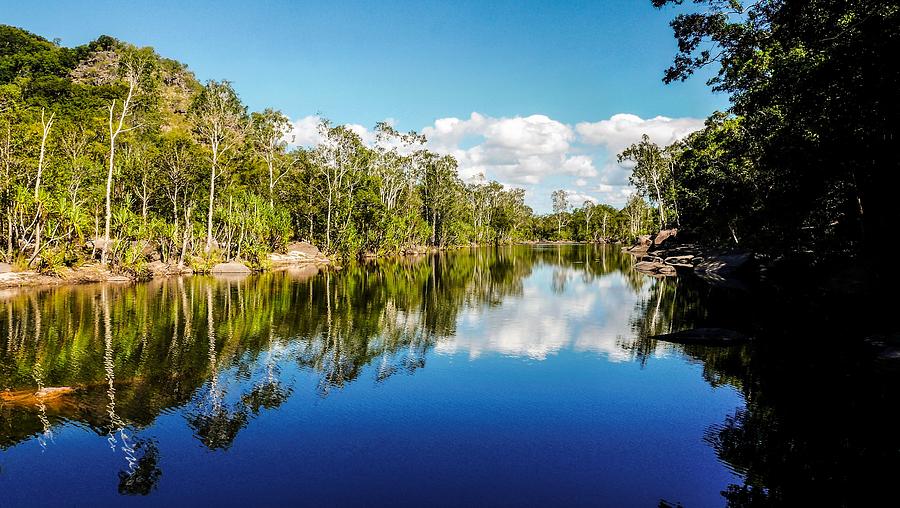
(1, 386), (76, 406)
(652, 327), (751, 346)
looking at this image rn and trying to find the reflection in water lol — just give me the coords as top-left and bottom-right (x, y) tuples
(1, 245), (897, 505)
(0, 246), (643, 451)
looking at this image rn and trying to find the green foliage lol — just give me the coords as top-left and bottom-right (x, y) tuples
(652, 0), (899, 261)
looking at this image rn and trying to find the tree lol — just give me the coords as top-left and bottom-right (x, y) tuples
(582, 201), (594, 241)
(653, 0), (900, 261)
(618, 134), (670, 229)
(551, 189), (569, 238)
(102, 59), (143, 265)
(311, 121), (367, 252)
(250, 108), (292, 207)
(190, 80), (246, 251)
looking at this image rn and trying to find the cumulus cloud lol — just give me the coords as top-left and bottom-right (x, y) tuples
(287, 115), (324, 147)
(575, 113), (704, 154)
(565, 190), (599, 206)
(424, 113), (575, 185)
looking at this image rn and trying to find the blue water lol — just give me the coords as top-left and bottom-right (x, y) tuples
(0, 246), (744, 507)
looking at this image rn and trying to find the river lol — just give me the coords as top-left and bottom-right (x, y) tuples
(0, 245), (896, 506)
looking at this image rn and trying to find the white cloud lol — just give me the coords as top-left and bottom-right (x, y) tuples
(561, 155), (598, 178)
(287, 115), (324, 147)
(424, 113), (575, 186)
(565, 190), (598, 206)
(576, 113), (704, 155)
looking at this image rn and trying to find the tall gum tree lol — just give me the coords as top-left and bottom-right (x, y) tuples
(102, 60), (144, 265)
(189, 80), (246, 251)
(250, 108), (292, 207)
(618, 134), (671, 230)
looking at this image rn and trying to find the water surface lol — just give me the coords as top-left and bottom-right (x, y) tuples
(2, 245), (893, 506)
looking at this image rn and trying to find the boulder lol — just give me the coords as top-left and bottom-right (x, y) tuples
(285, 241), (321, 258)
(139, 242), (160, 262)
(211, 262), (251, 274)
(695, 252), (753, 278)
(637, 235), (652, 247)
(653, 228), (678, 246)
(657, 265), (677, 275)
(0, 262), (12, 274)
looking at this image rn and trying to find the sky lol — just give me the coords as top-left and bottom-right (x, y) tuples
(3, 0), (728, 212)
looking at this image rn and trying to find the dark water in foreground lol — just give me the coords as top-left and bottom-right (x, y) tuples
(1, 245), (897, 507)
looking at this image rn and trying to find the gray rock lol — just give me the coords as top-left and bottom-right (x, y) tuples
(285, 241), (321, 257)
(695, 253), (753, 277)
(211, 262), (251, 274)
(653, 228), (678, 246)
(653, 328), (751, 346)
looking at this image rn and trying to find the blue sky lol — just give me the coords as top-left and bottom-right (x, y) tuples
(4, 0), (727, 212)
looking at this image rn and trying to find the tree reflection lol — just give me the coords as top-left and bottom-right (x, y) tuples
(1, 245), (895, 503)
(117, 438), (162, 496)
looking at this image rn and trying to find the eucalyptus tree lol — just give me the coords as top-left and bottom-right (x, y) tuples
(582, 200), (594, 241)
(250, 108), (292, 207)
(190, 80), (247, 251)
(33, 108), (54, 200)
(422, 153), (461, 245)
(101, 59), (145, 265)
(371, 122), (408, 212)
(551, 189), (569, 238)
(310, 121), (368, 252)
(618, 134), (671, 229)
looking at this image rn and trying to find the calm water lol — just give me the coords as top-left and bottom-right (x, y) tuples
(1, 245), (896, 507)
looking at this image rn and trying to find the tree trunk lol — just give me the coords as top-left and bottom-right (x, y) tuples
(206, 150), (217, 251)
(102, 135), (116, 265)
(325, 189), (332, 252)
(34, 111), (53, 200)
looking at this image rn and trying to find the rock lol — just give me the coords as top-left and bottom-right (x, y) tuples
(211, 262), (251, 274)
(0, 262), (11, 274)
(658, 265), (677, 275)
(633, 261), (657, 272)
(665, 255), (694, 264)
(653, 228), (678, 246)
(285, 241), (321, 257)
(864, 334), (900, 361)
(695, 252), (753, 278)
(140, 242), (160, 262)
(652, 328), (751, 346)
(637, 235), (652, 247)
(146, 260), (167, 274)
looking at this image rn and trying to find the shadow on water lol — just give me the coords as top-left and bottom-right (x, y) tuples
(1, 244), (898, 505)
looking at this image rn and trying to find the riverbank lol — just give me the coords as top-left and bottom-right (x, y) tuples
(623, 229), (754, 283)
(0, 241), (332, 290)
